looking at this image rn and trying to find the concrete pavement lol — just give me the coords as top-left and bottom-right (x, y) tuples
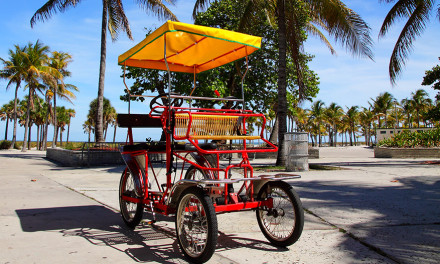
(0, 146), (439, 263)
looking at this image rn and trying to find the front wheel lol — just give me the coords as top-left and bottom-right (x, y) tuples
(256, 181), (304, 247)
(119, 169), (144, 229)
(175, 187), (218, 263)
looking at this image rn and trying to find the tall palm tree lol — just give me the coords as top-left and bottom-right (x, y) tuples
(0, 45), (27, 147)
(194, 0), (373, 165)
(379, 0), (440, 84)
(370, 92), (395, 128)
(20, 40), (59, 152)
(309, 100), (326, 146)
(55, 106), (70, 147)
(359, 107), (374, 146)
(325, 102), (343, 147)
(410, 89), (432, 127)
(49, 51), (75, 148)
(345, 105), (359, 146)
(31, 0), (177, 144)
(401, 97), (415, 128)
(66, 108), (76, 144)
(0, 101), (15, 140)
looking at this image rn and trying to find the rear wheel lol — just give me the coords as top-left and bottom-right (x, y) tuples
(256, 181), (304, 247)
(185, 166), (209, 180)
(175, 187), (218, 263)
(119, 169), (144, 229)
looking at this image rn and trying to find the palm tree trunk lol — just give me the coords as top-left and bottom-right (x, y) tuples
(416, 109), (420, 128)
(4, 117), (9, 140)
(55, 126), (59, 146)
(43, 99), (50, 150)
(28, 123), (32, 150)
(40, 124), (44, 150)
(104, 124), (108, 141)
(113, 124), (117, 143)
(36, 124), (40, 150)
(60, 130), (63, 147)
(269, 115), (279, 144)
(22, 89), (32, 152)
(276, 0), (287, 166)
(52, 87), (57, 147)
(95, 0), (108, 144)
(11, 84), (19, 148)
(67, 116), (71, 143)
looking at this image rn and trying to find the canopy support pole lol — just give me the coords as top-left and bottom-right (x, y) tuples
(164, 34), (171, 103)
(189, 66), (197, 110)
(241, 47), (249, 111)
(123, 64), (131, 114)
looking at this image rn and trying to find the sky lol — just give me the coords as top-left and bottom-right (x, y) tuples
(1, 0), (439, 142)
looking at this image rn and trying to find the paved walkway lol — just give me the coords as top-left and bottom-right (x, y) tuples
(0, 146), (439, 263)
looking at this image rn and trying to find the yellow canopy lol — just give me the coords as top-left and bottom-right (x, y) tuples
(118, 21), (262, 73)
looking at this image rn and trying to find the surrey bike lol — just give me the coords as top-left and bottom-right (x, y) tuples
(117, 21), (304, 263)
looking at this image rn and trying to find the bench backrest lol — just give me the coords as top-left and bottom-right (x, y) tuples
(174, 113), (261, 140)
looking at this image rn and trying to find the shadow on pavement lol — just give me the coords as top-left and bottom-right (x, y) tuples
(294, 176), (440, 263)
(16, 205), (182, 263)
(15, 205), (283, 263)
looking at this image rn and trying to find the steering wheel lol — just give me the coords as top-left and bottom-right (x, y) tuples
(150, 92), (184, 114)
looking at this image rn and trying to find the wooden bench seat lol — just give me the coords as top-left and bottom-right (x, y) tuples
(174, 113), (261, 141)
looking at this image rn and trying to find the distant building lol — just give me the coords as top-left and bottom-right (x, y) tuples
(376, 127), (437, 142)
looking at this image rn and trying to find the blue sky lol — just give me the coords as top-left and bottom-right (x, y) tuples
(1, 0), (439, 142)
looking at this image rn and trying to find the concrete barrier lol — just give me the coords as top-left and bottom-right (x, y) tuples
(46, 148), (124, 167)
(374, 147), (440, 158)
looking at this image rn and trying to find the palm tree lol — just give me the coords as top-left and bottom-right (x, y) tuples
(325, 102), (343, 147)
(345, 105), (359, 146)
(20, 40), (59, 152)
(66, 108), (76, 144)
(83, 118), (94, 144)
(401, 98), (415, 128)
(31, 96), (47, 150)
(0, 101), (15, 140)
(55, 106), (70, 147)
(87, 97), (117, 142)
(31, 0), (177, 144)
(370, 92), (395, 128)
(49, 51), (75, 148)
(379, 0), (440, 84)
(194, 0), (373, 165)
(359, 107), (374, 146)
(0, 44), (27, 147)
(410, 89), (432, 127)
(309, 100), (326, 147)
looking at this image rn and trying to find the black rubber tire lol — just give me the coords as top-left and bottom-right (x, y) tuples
(256, 181), (304, 247)
(175, 186), (218, 263)
(119, 169), (144, 229)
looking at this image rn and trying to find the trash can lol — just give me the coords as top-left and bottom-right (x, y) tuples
(285, 132), (309, 171)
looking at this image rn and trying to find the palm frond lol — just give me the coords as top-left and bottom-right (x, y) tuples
(388, 0), (433, 84)
(30, 0), (80, 27)
(379, 0), (418, 38)
(136, 0), (177, 21)
(304, 0), (374, 60)
(108, 0), (133, 41)
(192, 0), (211, 19)
(305, 22), (336, 55)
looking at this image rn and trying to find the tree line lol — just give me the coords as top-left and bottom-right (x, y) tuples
(0, 41), (78, 151)
(261, 88), (438, 147)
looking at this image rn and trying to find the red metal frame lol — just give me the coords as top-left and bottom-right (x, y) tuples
(121, 104), (279, 217)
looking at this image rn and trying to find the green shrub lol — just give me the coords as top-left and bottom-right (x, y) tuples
(378, 128), (440, 148)
(0, 140), (12, 149)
